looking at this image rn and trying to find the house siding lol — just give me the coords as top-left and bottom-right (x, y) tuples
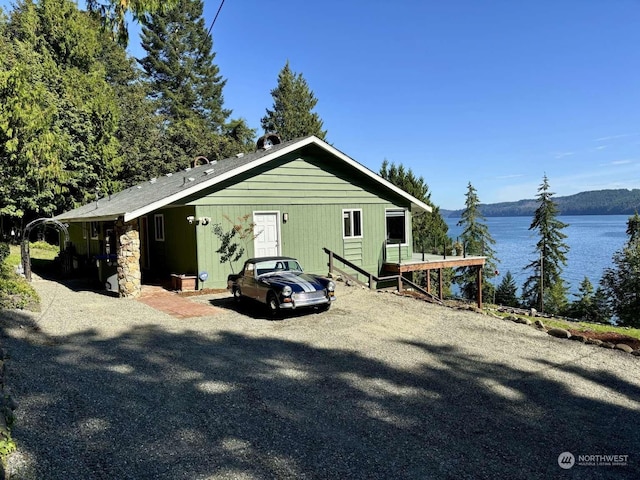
(189, 155), (413, 288)
(145, 206), (197, 277)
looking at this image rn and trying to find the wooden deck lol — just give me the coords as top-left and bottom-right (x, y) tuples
(383, 253), (486, 273)
(383, 253), (487, 308)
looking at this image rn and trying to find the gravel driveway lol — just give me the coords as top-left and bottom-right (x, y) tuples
(1, 277), (639, 479)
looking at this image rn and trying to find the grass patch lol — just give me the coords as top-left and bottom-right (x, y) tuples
(494, 310), (640, 342)
(7, 243), (59, 266)
(543, 317), (640, 341)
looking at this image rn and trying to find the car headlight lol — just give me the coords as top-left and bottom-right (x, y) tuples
(327, 281), (335, 292)
(282, 286), (292, 296)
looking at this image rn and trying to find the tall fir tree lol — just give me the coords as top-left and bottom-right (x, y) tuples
(261, 61), (327, 141)
(600, 213), (640, 327)
(455, 182), (499, 301)
(139, 0), (238, 170)
(521, 175), (569, 312)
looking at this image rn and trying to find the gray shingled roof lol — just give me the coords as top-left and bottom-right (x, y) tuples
(55, 136), (431, 223)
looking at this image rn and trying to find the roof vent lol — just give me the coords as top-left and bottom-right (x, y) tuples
(257, 133), (282, 150)
(150, 178), (157, 183)
(166, 173), (173, 177)
(236, 152), (244, 158)
(204, 168), (215, 175)
(192, 156), (210, 167)
(136, 185), (142, 189)
(185, 167), (192, 172)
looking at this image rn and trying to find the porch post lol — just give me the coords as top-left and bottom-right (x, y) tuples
(426, 268), (431, 294)
(115, 218), (141, 298)
(476, 266), (483, 309)
(438, 268), (443, 301)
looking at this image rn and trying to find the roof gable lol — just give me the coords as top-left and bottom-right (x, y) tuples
(55, 136), (432, 223)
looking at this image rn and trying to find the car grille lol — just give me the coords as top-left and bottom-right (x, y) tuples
(292, 291), (326, 302)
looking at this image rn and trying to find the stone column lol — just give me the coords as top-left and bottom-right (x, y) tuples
(115, 218), (141, 298)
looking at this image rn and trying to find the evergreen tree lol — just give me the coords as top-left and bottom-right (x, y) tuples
(0, 0), (121, 224)
(600, 214), (640, 327)
(86, 0), (177, 46)
(521, 175), (569, 311)
(261, 61), (327, 141)
(565, 277), (594, 320)
(495, 271), (518, 307)
(543, 278), (569, 315)
(139, 0), (240, 171)
(625, 211), (640, 242)
(590, 286), (612, 324)
(455, 182), (499, 301)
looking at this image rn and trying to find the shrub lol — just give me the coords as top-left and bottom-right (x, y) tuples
(0, 264), (40, 311)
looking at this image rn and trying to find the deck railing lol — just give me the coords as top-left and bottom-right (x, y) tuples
(323, 247), (441, 304)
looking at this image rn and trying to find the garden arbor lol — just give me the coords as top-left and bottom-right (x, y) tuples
(21, 218), (69, 281)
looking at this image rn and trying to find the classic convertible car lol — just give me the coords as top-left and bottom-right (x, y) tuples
(227, 256), (336, 315)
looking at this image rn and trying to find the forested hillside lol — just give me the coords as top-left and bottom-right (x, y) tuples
(443, 189), (640, 217)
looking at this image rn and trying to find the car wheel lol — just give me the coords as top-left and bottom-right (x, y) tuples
(267, 292), (280, 317)
(232, 287), (242, 304)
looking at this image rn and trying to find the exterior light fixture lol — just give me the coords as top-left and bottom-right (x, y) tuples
(283, 213), (289, 223)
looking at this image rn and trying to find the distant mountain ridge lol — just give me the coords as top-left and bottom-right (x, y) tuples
(442, 189), (640, 217)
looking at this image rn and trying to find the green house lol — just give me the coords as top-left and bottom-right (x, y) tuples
(55, 136), (432, 297)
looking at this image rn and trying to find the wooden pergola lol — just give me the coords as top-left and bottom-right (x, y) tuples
(383, 254), (486, 308)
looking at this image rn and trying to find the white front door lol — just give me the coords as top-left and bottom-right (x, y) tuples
(253, 212), (280, 257)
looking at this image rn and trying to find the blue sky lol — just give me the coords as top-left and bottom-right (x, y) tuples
(4, 1), (640, 209)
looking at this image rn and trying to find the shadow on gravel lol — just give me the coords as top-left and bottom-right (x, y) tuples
(209, 296), (329, 321)
(1, 310), (639, 479)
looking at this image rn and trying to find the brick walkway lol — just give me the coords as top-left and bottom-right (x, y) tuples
(137, 285), (222, 319)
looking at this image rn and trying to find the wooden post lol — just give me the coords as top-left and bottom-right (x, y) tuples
(369, 274), (375, 290)
(328, 250), (334, 275)
(438, 268), (443, 301)
(426, 269), (431, 294)
(476, 266), (483, 309)
(397, 275), (403, 293)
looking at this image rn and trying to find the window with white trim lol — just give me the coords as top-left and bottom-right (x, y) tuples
(154, 214), (165, 241)
(343, 209), (362, 238)
(90, 221), (100, 239)
(385, 209), (407, 245)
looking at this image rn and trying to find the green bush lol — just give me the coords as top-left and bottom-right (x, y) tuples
(0, 264), (40, 311)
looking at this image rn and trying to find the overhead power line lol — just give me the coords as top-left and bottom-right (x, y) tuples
(206, 0), (226, 39)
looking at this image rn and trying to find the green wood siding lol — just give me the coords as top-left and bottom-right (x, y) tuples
(188, 155), (414, 288)
(146, 206), (197, 276)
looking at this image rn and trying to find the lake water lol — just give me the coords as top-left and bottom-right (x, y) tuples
(445, 215), (629, 296)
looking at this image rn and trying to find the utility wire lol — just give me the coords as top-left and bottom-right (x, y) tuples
(206, 0), (226, 39)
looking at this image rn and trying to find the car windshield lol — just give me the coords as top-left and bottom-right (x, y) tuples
(255, 259), (303, 276)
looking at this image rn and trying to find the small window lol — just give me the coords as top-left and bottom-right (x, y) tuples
(343, 209), (362, 238)
(154, 214), (165, 241)
(90, 221), (100, 239)
(386, 209), (407, 245)
(82, 222), (87, 240)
